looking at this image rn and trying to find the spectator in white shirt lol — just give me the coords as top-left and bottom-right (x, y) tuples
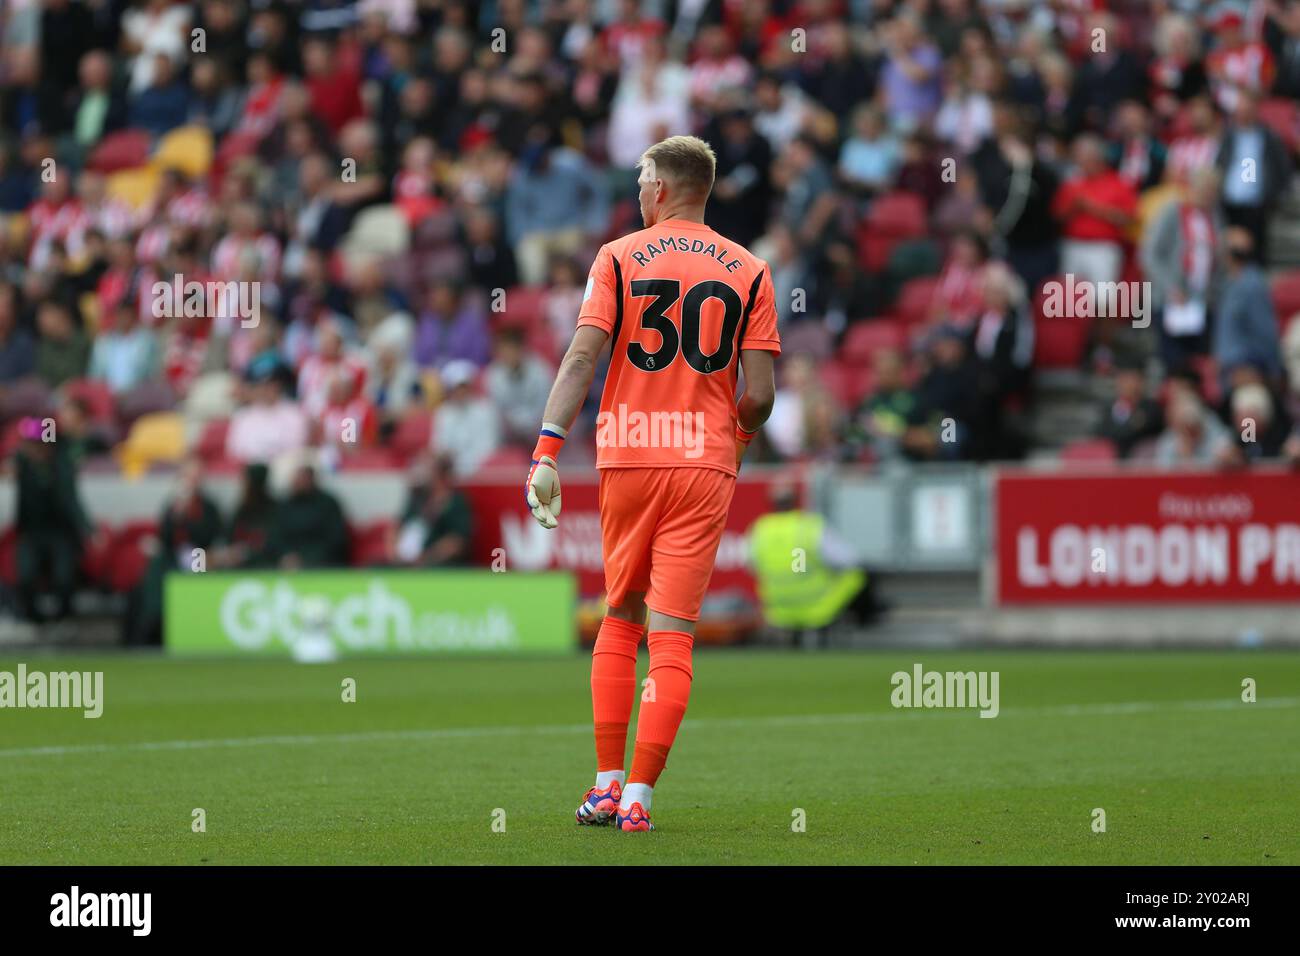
(485, 328), (553, 446)
(121, 0), (191, 94)
(432, 359), (502, 477)
(754, 73), (813, 155)
(226, 360), (309, 465)
(607, 35), (691, 169)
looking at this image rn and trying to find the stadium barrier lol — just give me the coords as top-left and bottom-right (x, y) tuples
(994, 467), (1300, 605)
(812, 462), (986, 572)
(164, 568), (575, 658)
(7, 463), (1300, 652)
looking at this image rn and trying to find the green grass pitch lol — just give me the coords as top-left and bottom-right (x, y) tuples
(0, 649), (1296, 865)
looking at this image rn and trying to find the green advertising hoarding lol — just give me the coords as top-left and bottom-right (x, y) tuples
(164, 570), (575, 656)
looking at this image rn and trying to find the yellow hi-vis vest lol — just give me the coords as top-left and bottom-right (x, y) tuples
(749, 511), (865, 629)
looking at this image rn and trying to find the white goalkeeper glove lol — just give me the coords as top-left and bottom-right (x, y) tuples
(525, 422), (567, 529)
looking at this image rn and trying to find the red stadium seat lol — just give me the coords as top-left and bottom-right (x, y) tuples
(1258, 98), (1300, 152)
(1271, 270), (1300, 325)
(498, 286), (549, 326)
(1059, 438), (1118, 464)
(895, 276), (941, 325)
(1033, 275), (1063, 313)
(0, 418), (29, 460)
(1032, 275), (1090, 369)
(86, 130), (152, 173)
(209, 130), (260, 184)
(526, 321), (561, 366)
(349, 519), (395, 566)
(856, 193), (928, 273)
(389, 409), (433, 463)
(79, 523), (114, 587)
(1166, 102), (1197, 141)
(602, 199), (640, 244)
(0, 378), (53, 423)
(1032, 316), (1090, 369)
(195, 418), (231, 462)
(1189, 354), (1222, 408)
(820, 359), (875, 408)
(106, 521), (158, 593)
(63, 379), (116, 424)
(115, 381), (177, 430)
(856, 232), (898, 273)
(339, 447), (399, 471)
(840, 319), (906, 365)
(0, 526), (16, 587)
(480, 447), (529, 469)
(1283, 309), (1300, 340)
(867, 192), (927, 239)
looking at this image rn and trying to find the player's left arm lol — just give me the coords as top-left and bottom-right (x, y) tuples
(735, 348), (775, 465)
(735, 266), (781, 466)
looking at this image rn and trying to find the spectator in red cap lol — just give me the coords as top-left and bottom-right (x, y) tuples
(1206, 7), (1276, 113)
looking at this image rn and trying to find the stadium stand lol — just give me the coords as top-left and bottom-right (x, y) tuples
(3, 0), (1300, 636)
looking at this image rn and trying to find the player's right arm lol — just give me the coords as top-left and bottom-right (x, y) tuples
(544, 243), (619, 433)
(526, 246), (618, 528)
(526, 324), (609, 529)
(542, 325), (610, 436)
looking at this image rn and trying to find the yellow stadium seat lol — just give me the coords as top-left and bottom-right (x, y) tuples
(117, 412), (186, 479)
(105, 165), (163, 210)
(420, 369), (444, 410)
(1134, 181), (1183, 243)
(79, 293), (100, 334)
(154, 126), (214, 179)
(6, 212), (29, 247)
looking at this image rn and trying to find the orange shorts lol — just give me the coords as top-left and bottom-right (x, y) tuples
(598, 467), (737, 622)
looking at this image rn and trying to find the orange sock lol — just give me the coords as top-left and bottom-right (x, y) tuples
(590, 616), (643, 771)
(628, 630), (693, 787)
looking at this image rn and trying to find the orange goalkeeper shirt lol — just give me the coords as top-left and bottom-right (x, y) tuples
(576, 218), (782, 477)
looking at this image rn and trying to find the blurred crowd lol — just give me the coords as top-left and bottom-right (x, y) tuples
(3, 0), (1300, 492)
(11, 439), (473, 633)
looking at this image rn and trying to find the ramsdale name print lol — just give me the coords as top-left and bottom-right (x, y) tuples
(151, 274), (260, 327)
(0, 664), (103, 718)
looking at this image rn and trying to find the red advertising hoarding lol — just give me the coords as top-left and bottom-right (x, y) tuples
(462, 472), (787, 598)
(996, 469), (1300, 604)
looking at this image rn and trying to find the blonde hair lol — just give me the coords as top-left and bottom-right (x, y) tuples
(639, 135), (717, 202)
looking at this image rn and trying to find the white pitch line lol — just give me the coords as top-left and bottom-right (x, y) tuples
(0, 696), (1295, 760)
